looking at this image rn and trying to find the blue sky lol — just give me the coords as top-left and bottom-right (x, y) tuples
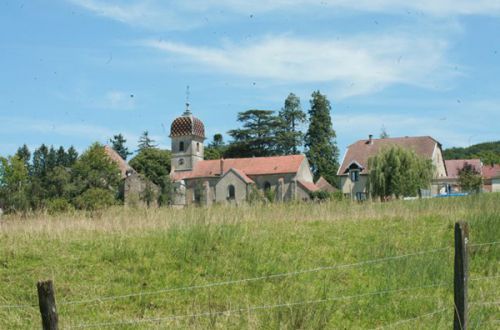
(1, 0), (499, 158)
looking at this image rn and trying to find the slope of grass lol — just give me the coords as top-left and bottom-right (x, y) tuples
(1, 194), (499, 329)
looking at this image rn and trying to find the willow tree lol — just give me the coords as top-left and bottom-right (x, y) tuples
(367, 146), (433, 200)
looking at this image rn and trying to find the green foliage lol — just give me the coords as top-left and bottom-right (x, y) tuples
(204, 134), (227, 160)
(226, 109), (281, 158)
(73, 188), (116, 211)
(304, 91), (339, 184)
(46, 198), (74, 215)
(443, 141), (500, 165)
(368, 146), (434, 199)
(277, 93), (307, 155)
(0, 156), (30, 213)
(458, 163), (483, 193)
(137, 130), (157, 151)
(71, 143), (121, 194)
(110, 133), (132, 160)
(309, 190), (344, 202)
(129, 148), (171, 186)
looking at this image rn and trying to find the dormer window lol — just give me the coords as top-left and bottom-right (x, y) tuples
(346, 161), (363, 182)
(179, 141), (185, 152)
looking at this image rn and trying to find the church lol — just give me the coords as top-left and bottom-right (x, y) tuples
(168, 105), (326, 206)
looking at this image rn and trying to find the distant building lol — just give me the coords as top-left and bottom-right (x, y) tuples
(442, 159), (483, 193)
(337, 135), (447, 200)
(169, 105), (322, 206)
(483, 164), (500, 192)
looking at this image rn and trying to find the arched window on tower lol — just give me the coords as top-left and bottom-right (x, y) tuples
(179, 141), (184, 152)
(197, 142), (200, 152)
(227, 185), (235, 200)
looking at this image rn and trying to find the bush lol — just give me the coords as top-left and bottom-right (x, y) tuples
(73, 188), (116, 211)
(309, 190), (331, 201)
(46, 198), (74, 215)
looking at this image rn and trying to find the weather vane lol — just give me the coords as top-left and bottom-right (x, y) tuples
(184, 85), (191, 115)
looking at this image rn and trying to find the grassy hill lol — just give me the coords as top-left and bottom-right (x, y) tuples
(443, 141), (500, 165)
(1, 195), (499, 329)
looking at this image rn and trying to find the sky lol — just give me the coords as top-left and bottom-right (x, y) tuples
(1, 0), (499, 158)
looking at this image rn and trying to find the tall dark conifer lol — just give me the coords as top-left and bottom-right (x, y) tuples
(304, 91), (339, 185)
(110, 134), (132, 160)
(277, 93), (307, 155)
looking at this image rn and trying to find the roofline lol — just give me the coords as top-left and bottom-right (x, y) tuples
(346, 135), (441, 148)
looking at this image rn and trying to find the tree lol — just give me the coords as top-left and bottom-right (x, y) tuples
(66, 146), (79, 166)
(137, 131), (157, 151)
(110, 134), (132, 160)
(458, 163), (483, 193)
(304, 91), (339, 185)
(129, 148), (173, 206)
(367, 146), (434, 200)
(0, 156), (30, 213)
(71, 143), (121, 196)
(277, 93), (307, 155)
(205, 134), (227, 160)
(226, 109), (281, 158)
(380, 126), (389, 139)
(15, 144), (31, 167)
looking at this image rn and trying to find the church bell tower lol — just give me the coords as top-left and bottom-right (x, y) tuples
(170, 91), (205, 172)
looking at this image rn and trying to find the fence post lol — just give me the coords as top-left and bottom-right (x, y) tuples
(453, 222), (468, 330)
(37, 280), (59, 330)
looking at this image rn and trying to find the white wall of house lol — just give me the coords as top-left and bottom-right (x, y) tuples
(492, 178), (500, 192)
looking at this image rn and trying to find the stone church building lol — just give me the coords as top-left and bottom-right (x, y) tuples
(169, 107), (324, 206)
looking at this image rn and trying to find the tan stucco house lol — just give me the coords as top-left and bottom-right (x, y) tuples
(337, 135), (448, 200)
(483, 164), (500, 192)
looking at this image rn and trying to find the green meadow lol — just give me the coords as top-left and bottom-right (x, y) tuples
(1, 194), (499, 329)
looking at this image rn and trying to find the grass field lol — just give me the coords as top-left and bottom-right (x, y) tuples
(1, 194), (499, 329)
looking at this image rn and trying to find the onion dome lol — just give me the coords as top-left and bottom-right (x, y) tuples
(170, 103), (205, 139)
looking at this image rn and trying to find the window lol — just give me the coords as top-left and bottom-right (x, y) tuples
(178, 158), (184, 166)
(196, 142), (200, 152)
(227, 184), (235, 200)
(264, 182), (271, 191)
(179, 141), (184, 152)
(350, 170), (359, 182)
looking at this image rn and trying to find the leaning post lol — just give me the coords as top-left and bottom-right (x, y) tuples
(453, 222), (469, 330)
(37, 280), (59, 330)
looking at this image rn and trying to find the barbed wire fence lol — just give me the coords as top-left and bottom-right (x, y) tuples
(1, 222), (498, 329)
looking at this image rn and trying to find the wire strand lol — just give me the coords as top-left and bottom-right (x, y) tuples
(370, 308), (448, 329)
(68, 282), (448, 329)
(469, 241), (500, 248)
(58, 247), (450, 307)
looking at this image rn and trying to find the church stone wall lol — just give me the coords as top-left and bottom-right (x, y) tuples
(215, 171), (249, 204)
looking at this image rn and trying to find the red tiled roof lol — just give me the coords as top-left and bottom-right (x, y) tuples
(483, 164), (500, 179)
(171, 155), (306, 181)
(170, 114), (205, 138)
(315, 176), (337, 192)
(104, 145), (133, 179)
(228, 168), (255, 184)
(338, 136), (439, 175)
(297, 180), (319, 192)
(445, 159), (482, 178)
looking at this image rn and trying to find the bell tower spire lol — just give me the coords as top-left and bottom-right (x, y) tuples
(183, 85), (191, 116)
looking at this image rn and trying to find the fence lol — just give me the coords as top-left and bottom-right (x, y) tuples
(2, 222), (499, 329)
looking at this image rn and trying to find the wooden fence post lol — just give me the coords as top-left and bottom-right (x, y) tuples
(454, 222), (469, 330)
(37, 280), (59, 330)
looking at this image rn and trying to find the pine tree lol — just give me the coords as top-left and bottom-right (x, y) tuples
(110, 134), (132, 160)
(137, 131), (157, 151)
(15, 144), (31, 167)
(304, 91), (339, 185)
(66, 146), (79, 166)
(226, 110), (281, 158)
(277, 93), (307, 155)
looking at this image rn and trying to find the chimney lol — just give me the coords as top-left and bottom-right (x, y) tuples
(220, 158), (224, 175)
(368, 134), (373, 145)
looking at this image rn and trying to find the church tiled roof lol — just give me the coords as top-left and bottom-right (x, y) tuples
(171, 155), (307, 181)
(170, 114), (205, 138)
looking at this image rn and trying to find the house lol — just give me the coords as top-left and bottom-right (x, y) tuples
(169, 105), (321, 206)
(483, 164), (500, 192)
(337, 135), (447, 200)
(442, 159), (483, 193)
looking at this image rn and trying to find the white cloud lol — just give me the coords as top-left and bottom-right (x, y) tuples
(101, 90), (136, 110)
(67, 0), (197, 30)
(67, 0), (500, 30)
(141, 34), (454, 98)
